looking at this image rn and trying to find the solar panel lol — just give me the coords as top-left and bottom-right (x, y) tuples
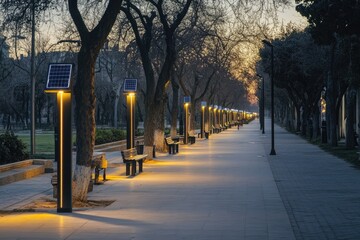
(184, 96), (191, 103)
(123, 79), (137, 92)
(46, 64), (73, 91)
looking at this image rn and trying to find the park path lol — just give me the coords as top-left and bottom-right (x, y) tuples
(3, 119), (360, 239)
(265, 119), (360, 240)
(0, 120), (295, 239)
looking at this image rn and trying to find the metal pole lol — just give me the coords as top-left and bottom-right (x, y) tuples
(56, 92), (72, 213)
(201, 107), (204, 138)
(208, 107), (212, 135)
(126, 94), (135, 149)
(30, 0), (36, 155)
(184, 103), (188, 144)
(270, 45), (276, 155)
(262, 76), (265, 134)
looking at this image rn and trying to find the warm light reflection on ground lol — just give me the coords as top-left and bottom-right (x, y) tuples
(129, 172), (237, 184)
(0, 124), (298, 239)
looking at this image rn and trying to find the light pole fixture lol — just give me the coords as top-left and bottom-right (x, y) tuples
(45, 63), (74, 213)
(224, 108), (228, 128)
(262, 39), (276, 155)
(30, 0), (36, 155)
(201, 101), (206, 138)
(184, 96), (191, 144)
(213, 105), (218, 133)
(123, 79), (137, 149)
(208, 105), (212, 134)
(257, 74), (265, 134)
(218, 106), (222, 129)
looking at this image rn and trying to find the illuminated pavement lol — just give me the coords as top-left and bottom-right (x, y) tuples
(0, 121), (295, 240)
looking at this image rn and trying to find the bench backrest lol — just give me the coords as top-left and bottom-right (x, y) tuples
(165, 137), (174, 145)
(91, 154), (108, 168)
(121, 148), (138, 161)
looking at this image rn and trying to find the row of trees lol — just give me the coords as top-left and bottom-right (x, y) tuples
(259, 0), (360, 149)
(0, 0), (289, 200)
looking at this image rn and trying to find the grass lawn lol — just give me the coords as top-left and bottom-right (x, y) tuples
(18, 133), (55, 153)
(287, 128), (360, 168)
(304, 135), (360, 167)
(318, 142), (360, 167)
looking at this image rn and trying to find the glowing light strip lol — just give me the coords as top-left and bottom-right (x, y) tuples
(59, 91), (63, 208)
(130, 95), (134, 148)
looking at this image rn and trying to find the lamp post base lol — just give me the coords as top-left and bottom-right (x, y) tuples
(270, 149), (276, 155)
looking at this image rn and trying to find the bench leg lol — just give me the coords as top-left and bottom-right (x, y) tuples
(126, 163), (131, 176)
(139, 160), (143, 173)
(94, 167), (100, 184)
(131, 161), (136, 176)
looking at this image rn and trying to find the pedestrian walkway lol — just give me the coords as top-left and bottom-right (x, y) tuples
(266, 119), (360, 240)
(1, 120), (359, 239)
(0, 121), (294, 240)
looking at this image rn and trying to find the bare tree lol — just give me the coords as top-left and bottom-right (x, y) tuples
(120, 0), (192, 155)
(67, 0), (123, 201)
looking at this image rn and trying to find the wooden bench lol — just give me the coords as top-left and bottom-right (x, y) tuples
(212, 125), (220, 133)
(121, 148), (148, 176)
(165, 137), (180, 154)
(188, 132), (196, 144)
(91, 153), (108, 184)
(197, 131), (209, 139)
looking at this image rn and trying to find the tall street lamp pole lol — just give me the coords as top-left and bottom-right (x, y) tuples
(257, 74), (265, 134)
(30, 0), (35, 155)
(262, 39), (276, 155)
(261, 75), (265, 134)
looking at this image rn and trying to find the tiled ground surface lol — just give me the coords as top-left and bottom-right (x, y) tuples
(6, 120), (360, 239)
(0, 121), (294, 240)
(266, 121), (360, 240)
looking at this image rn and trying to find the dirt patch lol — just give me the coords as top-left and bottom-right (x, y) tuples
(17, 197), (115, 211)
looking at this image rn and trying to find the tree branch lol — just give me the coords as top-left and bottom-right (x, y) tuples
(195, 69), (216, 101)
(91, 0), (123, 49)
(68, 0), (89, 40)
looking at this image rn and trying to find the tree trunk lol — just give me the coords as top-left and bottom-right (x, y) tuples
(143, 98), (166, 157)
(154, 98), (166, 152)
(68, 0), (122, 201)
(170, 83), (179, 137)
(345, 85), (357, 148)
(301, 105), (308, 136)
(327, 41), (338, 146)
(113, 82), (121, 128)
(189, 100), (196, 133)
(296, 106), (301, 132)
(313, 105), (320, 139)
(72, 48), (96, 202)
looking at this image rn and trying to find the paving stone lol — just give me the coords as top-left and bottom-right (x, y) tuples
(0, 120), (296, 239)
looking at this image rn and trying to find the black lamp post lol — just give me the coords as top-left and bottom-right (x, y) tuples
(257, 74), (265, 134)
(262, 39), (276, 155)
(30, 0), (36, 155)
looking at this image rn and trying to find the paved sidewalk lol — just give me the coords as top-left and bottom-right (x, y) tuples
(0, 121), (294, 240)
(265, 120), (360, 240)
(2, 120), (360, 239)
